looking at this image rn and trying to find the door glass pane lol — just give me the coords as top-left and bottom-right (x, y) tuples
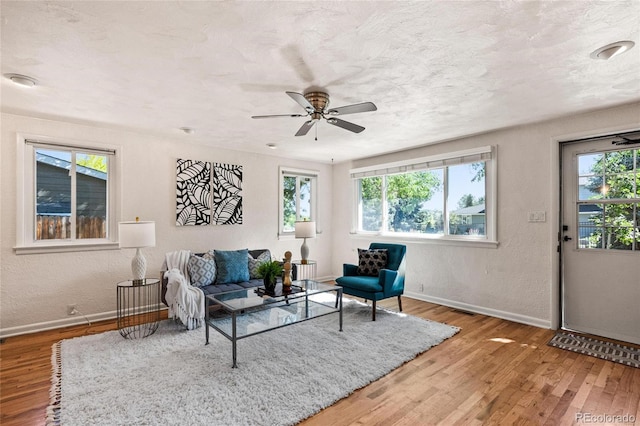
(578, 176), (602, 200)
(448, 163), (485, 236)
(578, 203), (603, 249)
(604, 150), (634, 174)
(76, 153), (108, 239)
(636, 203), (640, 250)
(578, 153), (602, 176)
(359, 176), (382, 232)
(603, 150), (635, 200)
(578, 153), (604, 200)
(35, 149), (72, 240)
(603, 203), (634, 250)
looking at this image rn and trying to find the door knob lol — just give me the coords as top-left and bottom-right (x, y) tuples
(563, 235), (572, 241)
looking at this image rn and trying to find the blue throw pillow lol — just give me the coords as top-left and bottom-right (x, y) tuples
(215, 249), (250, 283)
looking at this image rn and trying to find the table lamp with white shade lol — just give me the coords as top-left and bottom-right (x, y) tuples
(295, 220), (316, 264)
(119, 218), (156, 285)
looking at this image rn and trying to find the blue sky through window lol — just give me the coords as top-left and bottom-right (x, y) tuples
(421, 163), (485, 211)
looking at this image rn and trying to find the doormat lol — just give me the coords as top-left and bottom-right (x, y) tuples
(548, 331), (640, 368)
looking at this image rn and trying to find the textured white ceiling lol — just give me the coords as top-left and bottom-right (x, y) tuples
(2, 1), (639, 163)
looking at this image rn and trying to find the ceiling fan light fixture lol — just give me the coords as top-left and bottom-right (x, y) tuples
(5, 73), (37, 87)
(590, 41), (635, 60)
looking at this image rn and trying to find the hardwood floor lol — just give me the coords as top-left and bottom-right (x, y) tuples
(1, 298), (638, 425)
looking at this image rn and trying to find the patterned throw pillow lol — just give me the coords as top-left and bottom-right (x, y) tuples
(187, 255), (216, 287)
(214, 249), (250, 284)
(357, 248), (388, 277)
(248, 250), (272, 279)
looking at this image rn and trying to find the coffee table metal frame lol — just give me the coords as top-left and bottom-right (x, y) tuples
(205, 280), (343, 368)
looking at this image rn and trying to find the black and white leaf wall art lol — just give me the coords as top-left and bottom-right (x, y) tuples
(176, 159), (211, 226)
(212, 163), (243, 225)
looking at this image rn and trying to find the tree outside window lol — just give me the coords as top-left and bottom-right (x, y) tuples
(357, 162), (486, 237)
(579, 149), (639, 250)
(281, 171), (315, 233)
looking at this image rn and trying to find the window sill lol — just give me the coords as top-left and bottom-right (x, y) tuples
(349, 232), (499, 249)
(14, 241), (120, 255)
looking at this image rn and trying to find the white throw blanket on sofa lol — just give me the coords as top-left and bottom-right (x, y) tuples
(162, 250), (205, 330)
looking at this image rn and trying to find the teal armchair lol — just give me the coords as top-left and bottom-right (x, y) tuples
(336, 243), (406, 321)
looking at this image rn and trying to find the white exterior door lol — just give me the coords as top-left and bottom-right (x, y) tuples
(561, 137), (640, 345)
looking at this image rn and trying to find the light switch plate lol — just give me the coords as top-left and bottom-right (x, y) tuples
(528, 211), (546, 222)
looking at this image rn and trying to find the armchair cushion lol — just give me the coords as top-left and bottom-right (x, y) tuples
(357, 248), (388, 276)
(335, 275), (382, 293)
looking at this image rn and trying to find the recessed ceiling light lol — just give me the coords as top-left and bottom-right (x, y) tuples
(4, 73), (37, 87)
(179, 127), (195, 135)
(266, 143), (277, 149)
(590, 41), (635, 60)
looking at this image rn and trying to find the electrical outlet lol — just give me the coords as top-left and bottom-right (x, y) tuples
(67, 304), (78, 316)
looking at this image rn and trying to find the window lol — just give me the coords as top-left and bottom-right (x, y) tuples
(576, 148), (639, 250)
(352, 146), (496, 243)
(279, 167), (317, 235)
(16, 136), (120, 253)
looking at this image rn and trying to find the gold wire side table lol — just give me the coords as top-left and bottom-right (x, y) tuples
(116, 278), (161, 339)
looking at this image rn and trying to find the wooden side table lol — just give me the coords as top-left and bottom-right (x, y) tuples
(293, 260), (317, 280)
(117, 278), (161, 339)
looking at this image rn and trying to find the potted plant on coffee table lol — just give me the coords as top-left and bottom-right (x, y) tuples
(257, 261), (283, 294)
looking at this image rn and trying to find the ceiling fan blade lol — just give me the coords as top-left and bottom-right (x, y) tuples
(327, 102), (377, 116)
(327, 118), (365, 133)
(295, 120), (316, 136)
(286, 91), (315, 113)
(251, 114), (306, 119)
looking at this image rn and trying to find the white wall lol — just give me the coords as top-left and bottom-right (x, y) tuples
(0, 113), (333, 337)
(330, 102), (640, 329)
(3, 103), (638, 337)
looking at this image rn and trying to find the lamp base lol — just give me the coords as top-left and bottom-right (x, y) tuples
(300, 238), (309, 264)
(131, 248), (147, 284)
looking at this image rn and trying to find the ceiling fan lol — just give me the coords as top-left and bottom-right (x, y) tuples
(251, 91), (377, 136)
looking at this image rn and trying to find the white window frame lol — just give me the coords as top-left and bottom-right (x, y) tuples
(278, 166), (318, 237)
(350, 146), (498, 247)
(15, 134), (121, 254)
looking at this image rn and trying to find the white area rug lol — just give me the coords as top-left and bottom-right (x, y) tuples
(47, 297), (458, 425)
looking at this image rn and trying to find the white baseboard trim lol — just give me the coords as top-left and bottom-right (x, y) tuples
(0, 311), (116, 340)
(404, 291), (551, 329)
(0, 306), (169, 340)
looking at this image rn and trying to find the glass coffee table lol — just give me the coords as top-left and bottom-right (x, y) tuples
(205, 280), (343, 368)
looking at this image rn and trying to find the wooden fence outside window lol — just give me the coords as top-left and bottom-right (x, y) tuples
(36, 215), (106, 240)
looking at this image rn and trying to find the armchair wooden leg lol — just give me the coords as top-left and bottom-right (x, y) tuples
(372, 299), (376, 321)
(398, 295), (403, 312)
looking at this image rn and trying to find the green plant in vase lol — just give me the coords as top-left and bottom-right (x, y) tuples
(257, 260), (283, 293)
